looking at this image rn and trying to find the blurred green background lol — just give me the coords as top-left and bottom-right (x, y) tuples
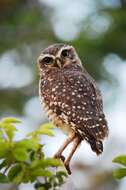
(0, 0), (126, 189)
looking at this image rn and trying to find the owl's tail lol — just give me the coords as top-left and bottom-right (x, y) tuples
(88, 138), (103, 155)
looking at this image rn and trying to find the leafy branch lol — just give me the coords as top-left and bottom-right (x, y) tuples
(0, 117), (67, 190)
(113, 155), (126, 179)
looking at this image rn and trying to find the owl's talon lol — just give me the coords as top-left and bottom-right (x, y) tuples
(64, 161), (71, 175)
(53, 154), (65, 162)
(60, 155), (65, 162)
(53, 154), (59, 159)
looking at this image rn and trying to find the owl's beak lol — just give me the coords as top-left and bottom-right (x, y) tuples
(55, 57), (62, 68)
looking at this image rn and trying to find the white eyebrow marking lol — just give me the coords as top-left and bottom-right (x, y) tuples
(56, 45), (73, 58)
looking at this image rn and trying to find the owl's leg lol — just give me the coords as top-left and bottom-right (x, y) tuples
(64, 137), (81, 175)
(54, 132), (76, 162)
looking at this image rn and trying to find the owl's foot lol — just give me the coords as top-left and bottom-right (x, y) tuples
(64, 161), (71, 175)
(53, 132), (77, 174)
(54, 154), (65, 162)
(63, 137), (81, 175)
(60, 155), (65, 162)
(54, 154), (71, 174)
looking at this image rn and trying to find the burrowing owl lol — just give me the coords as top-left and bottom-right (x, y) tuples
(37, 44), (108, 174)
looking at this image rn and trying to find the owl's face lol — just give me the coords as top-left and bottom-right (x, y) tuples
(37, 44), (81, 73)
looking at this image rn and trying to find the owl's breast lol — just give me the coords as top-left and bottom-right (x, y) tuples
(39, 74), (74, 134)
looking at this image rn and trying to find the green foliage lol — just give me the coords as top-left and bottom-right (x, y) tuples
(28, 123), (54, 139)
(0, 117), (67, 189)
(113, 155), (126, 179)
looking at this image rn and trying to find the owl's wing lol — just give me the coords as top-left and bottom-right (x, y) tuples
(81, 67), (103, 113)
(55, 69), (108, 142)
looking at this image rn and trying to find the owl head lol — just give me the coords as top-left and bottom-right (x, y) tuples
(37, 44), (81, 73)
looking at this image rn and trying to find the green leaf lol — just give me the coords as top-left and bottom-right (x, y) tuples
(113, 168), (126, 179)
(28, 123), (54, 138)
(3, 124), (17, 140)
(1, 117), (21, 124)
(13, 148), (29, 161)
(39, 123), (54, 129)
(32, 168), (53, 177)
(37, 123), (54, 136)
(44, 158), (62, 167)
(56, 171), (67, 184)
(30, 160), (42, 169)
(31, 158), (62, 169)
(27, 131), (38, 138)
(37, 128), (54, 136)
(0, 142), (9, 158)
(15, 139), (39, 151)
(56, 171), (67, 178)
(113, 155), (126, 166)
(8, 164), (23, 183)
(0, 173), (9, 183)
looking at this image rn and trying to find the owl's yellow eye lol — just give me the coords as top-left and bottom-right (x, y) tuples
(61, 49), (69, 57)
(43, 57), (53, 65)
